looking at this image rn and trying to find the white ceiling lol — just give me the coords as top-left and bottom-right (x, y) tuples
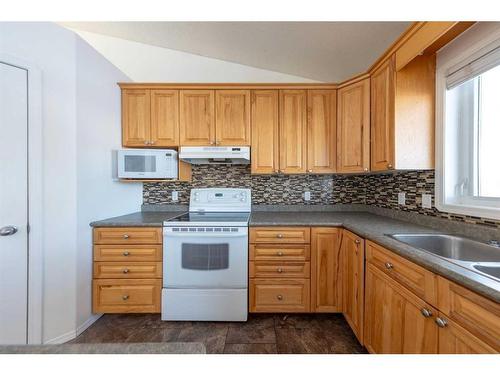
(61, 22), (411, 82)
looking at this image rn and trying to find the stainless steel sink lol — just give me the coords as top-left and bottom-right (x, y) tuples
(387, 233), (500, 282)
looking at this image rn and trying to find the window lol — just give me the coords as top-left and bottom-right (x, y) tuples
(436, 28), (500, 220)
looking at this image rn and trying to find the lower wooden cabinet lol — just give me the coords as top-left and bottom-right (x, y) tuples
(437, 315), (497, 353)
(364, 263), (438, 354)
(249, 278), (310, 313)
(311, 228), (342, 312)
(93, 279), (162, 313)
(341, 230), (365, 344)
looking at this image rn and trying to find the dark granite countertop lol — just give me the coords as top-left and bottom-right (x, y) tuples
(90, 209), (500, 303)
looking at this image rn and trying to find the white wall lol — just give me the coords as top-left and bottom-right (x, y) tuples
(71, 30), (318, 83)
(75, 37), (142, 333)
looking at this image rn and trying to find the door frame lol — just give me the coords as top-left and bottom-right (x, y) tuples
(0, 54), (43, 344)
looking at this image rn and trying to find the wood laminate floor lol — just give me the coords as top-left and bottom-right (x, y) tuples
(71, 313), (367, 354)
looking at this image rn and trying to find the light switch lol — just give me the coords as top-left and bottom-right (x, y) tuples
(304, 191), (311, 201)
(398, 192), (406, 206)
(422, 194), (432, 209)
(172, 191), (179, 202)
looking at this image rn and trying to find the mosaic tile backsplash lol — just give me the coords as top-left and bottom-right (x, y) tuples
(143, 166), (500, 228)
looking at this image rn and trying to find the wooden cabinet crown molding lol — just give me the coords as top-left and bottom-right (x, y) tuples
(118, 83), (338, 90)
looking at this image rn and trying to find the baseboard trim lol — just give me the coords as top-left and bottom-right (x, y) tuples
(44, 314), (103, 344)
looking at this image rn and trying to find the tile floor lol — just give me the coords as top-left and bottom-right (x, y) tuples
(71, 313), (367, 354)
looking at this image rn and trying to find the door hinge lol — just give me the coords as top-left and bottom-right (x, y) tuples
(27, 223), (30, 234)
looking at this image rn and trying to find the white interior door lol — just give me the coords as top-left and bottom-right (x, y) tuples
(0, 62), (29, 344)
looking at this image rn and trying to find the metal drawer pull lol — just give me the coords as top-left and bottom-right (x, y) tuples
(277, 268), (283, 273)
(122, 295), (129, 301)
(277, 251), (284, 256)
(277, 295), (283, 300)
(123, 234), (130, 239)
(385, 262), (394, 270)
(277, 234), (284, 238)
(355, 239), (361, 244)
(122, 269), (129, 274)
(420, 308), (433, 318)
(122, 251), (130, 256)
(435, 317), (448, 328)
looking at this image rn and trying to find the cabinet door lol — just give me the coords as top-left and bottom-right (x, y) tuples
(311, 228), (342, 312)
(371, 56), (395, 171)
(122, 89), (151, 147)
(437, 315), (497, 354)
(150, 89), (179, 147)
(364, 264), (438, 354)
(180, 90), (215, 145)
(342, 230), (365, 344)
(251, 90), (279, 174)
(279, 90), (307, 174)
(337, 78), (370, 173)
(307, 90), (336, 173)
(216, 90), (251, 145)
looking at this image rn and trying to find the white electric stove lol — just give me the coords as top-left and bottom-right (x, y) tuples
(161, 188), (250, 321)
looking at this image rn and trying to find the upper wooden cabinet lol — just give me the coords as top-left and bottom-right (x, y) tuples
(342, 230), (365, 344)
(179, 90), (216, 146)
(215, 90), (251, 146)
(122, 89), (152, 147)
(150, 90), (179, 146)
(279, 90), (308, 174)
(370, 54), (435, 171)
(311, 228), (342, 312)
(307, 90), (337, 173)
(337, 78), (370, 173)
(251, 90), (279, 174)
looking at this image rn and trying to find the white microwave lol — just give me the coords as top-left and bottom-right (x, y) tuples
(117, 149), (178, 179)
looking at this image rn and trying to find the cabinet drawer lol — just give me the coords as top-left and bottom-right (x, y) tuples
(94, 262), (162, 279)
(249, 279), (310, 312)
(366, 241), (437, 305)
(92, 279), (161, 313)
(437, 277), (500, 352)
(93, 227), (162, 245)
(94, 244), (162, 262)
(250, 261), (310, 278)
(250, 227), (310, 243)
(250, 244), (310, 261)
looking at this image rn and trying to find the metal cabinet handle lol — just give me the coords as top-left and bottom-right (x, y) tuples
(122, 295), (129, 301)
(277, 295), (283, 301)
(420, 308), (433, 318)
(277, 234), (284, 238)
(277, 251), (284, 256)
(123, 234), (129, 239)
(122, 251), (130, 256)
(387, 164), (393, 170)
(307, 169), (313, 173)
(384, 262), (394, 270)
(0, 226), (18, 236)
(363, 167), (369, 172)
(355, 239), (361, 244)
(277, 268), (283, 273)
(435, 317), (448, 328)
(122, 269), (129, 274)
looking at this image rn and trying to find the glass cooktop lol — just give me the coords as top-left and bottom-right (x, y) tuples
(163, 212), (250, 227)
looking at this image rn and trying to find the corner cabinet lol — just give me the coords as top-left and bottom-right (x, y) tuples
(370, 54), (435, 171)
(337, 78), (370, 173)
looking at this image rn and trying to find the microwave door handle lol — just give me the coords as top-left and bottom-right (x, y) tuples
(164, 231), (248, 238)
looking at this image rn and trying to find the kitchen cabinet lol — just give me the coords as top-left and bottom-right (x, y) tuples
(250, 90), (279, 174)
(179, 90), (216, 146)
(341, 230), (365, 344)
(370, 54), (435, 171)
(121, 89), (179, 147)
(279, 90), (308, 174)
(307, 90), (337, 173)
(250, 279), (311, 313)
(92, 226), (162, 314)
(215, 90), (251, 146)
(337, 78), (370, 173)
(311, 228), (342, 312)
(364, 263), (439, 354)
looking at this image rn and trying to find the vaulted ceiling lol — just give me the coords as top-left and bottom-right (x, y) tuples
(61, 22), (411, 82)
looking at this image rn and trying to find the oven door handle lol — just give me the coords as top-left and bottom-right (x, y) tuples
(164, 231), (248, 238)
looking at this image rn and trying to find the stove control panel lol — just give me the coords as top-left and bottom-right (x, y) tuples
(189, 188), (251, 212)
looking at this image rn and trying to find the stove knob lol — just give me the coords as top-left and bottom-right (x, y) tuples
(240, 198), (245, 202)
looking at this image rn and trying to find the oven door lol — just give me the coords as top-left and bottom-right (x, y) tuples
(163, 227), (248, 289)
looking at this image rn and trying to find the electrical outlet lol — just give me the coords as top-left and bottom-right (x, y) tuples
(422, 194), (432, 209)
(304, 191), (311, 201)
(171, 191), (179, 202)
(398, 192), (406, 206)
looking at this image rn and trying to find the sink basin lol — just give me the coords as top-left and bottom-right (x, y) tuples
(473, 265), (500, 281)
(388, 234), (500, 262)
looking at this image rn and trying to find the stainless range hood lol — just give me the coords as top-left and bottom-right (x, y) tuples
(179, 146), (250, 165)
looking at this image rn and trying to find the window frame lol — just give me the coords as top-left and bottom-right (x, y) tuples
(436, 25), (500, 220)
